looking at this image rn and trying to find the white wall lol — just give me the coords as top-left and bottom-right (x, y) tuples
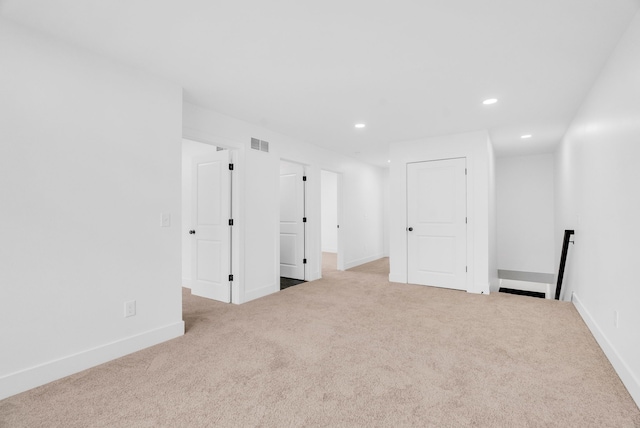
(389, 130), (497, 294)
(321, 170), (338, 253)
(181, 139), (220, 287)
(0, 19), (184, 400)
(183, 103), (386, 302)
(382, 168), (390, 257)
(497, 154), (555, 274)
(244, 147), (280, 300)
(487, 139), (498, 292)
(555, 11), (640, 407)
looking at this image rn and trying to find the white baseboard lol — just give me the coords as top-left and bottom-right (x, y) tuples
(389, 272), (406, 284)
(572, 292), (640, 408)
(182, 277), (192, 289)
(344, 254), (385, 270)
(0, 321), (185, 401)
(242, 283), (278, 304)
(467, 283), (490, 295)
(307, 271), (321, 282)
(388, 273), (490, 295)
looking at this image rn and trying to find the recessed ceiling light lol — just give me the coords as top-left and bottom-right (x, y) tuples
(387, 160), (391, 163)
(482, 98), (498, 105)
(521, 134), (532, 139)
(355, 123), (366, 128)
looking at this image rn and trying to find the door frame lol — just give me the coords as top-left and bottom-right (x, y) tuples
(276, 160), (344, 283)
(388, 136), (496, 295)
(388, 136), (494, 295)
(279, 159), (307, 281)
(190, 149), (232, 302)
(182, 133), (241, 303)
(320, 169), (345, 274)
(406, 157), (468, 291)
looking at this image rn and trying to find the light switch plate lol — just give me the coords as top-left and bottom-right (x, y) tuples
(125, 300), (136, 318)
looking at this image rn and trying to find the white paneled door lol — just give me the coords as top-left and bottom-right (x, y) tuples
(280, 161), (305, 280)
(190, 151), (231, 302)
(407, 158), (467, 290)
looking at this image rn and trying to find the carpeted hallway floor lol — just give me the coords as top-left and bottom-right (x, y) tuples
(1, 254), (638, 427)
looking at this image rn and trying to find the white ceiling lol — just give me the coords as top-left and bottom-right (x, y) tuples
(2, 0), (638, 166)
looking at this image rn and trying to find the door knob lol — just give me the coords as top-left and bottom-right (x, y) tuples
(407, 227), (413, 232)
(189, 230), (196, 235)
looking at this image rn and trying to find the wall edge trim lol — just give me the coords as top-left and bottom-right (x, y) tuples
(344, 254), (385, 271)
(389, 273), (406, 283)
(572, 292), (640, 408)
(0, 321), (185, 401)
(242, 283), (278, 304)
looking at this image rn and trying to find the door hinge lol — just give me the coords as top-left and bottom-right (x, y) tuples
(303, 217), (307, 223)
(465, 217), (467, 224)
(302, 176), (307, 181)
(229, 219), (234, 226)
(229, 274), (234, 281)
(465, 266), (468, 273)
(465, 168), (467, 175)
(229, 163), (234, 171)
(303, 258), (307, 264)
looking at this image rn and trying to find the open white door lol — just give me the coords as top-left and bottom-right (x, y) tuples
(190, 150), (231, 302)
(280, 161), (305, 280)
(407, 158), (467, 290)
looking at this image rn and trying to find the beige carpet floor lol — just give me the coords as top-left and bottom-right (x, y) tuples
(1, 253), (639, 427)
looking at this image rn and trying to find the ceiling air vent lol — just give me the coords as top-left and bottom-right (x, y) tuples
(250, 137), (270, 153)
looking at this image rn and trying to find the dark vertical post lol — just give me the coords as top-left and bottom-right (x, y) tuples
(555, 229), (575, 300)
(229, 162), (234, 304)
(303, 174), (307, 281)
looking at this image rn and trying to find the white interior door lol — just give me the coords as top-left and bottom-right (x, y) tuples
(190, 151), (230, 302)
(280, 161), (305, 280)
(407, 158), (467, 290)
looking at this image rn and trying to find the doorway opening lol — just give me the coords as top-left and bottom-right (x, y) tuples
(321, 170), (340, 275)
(279, 160), (307, 290)
(182, 139), (234, 303)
